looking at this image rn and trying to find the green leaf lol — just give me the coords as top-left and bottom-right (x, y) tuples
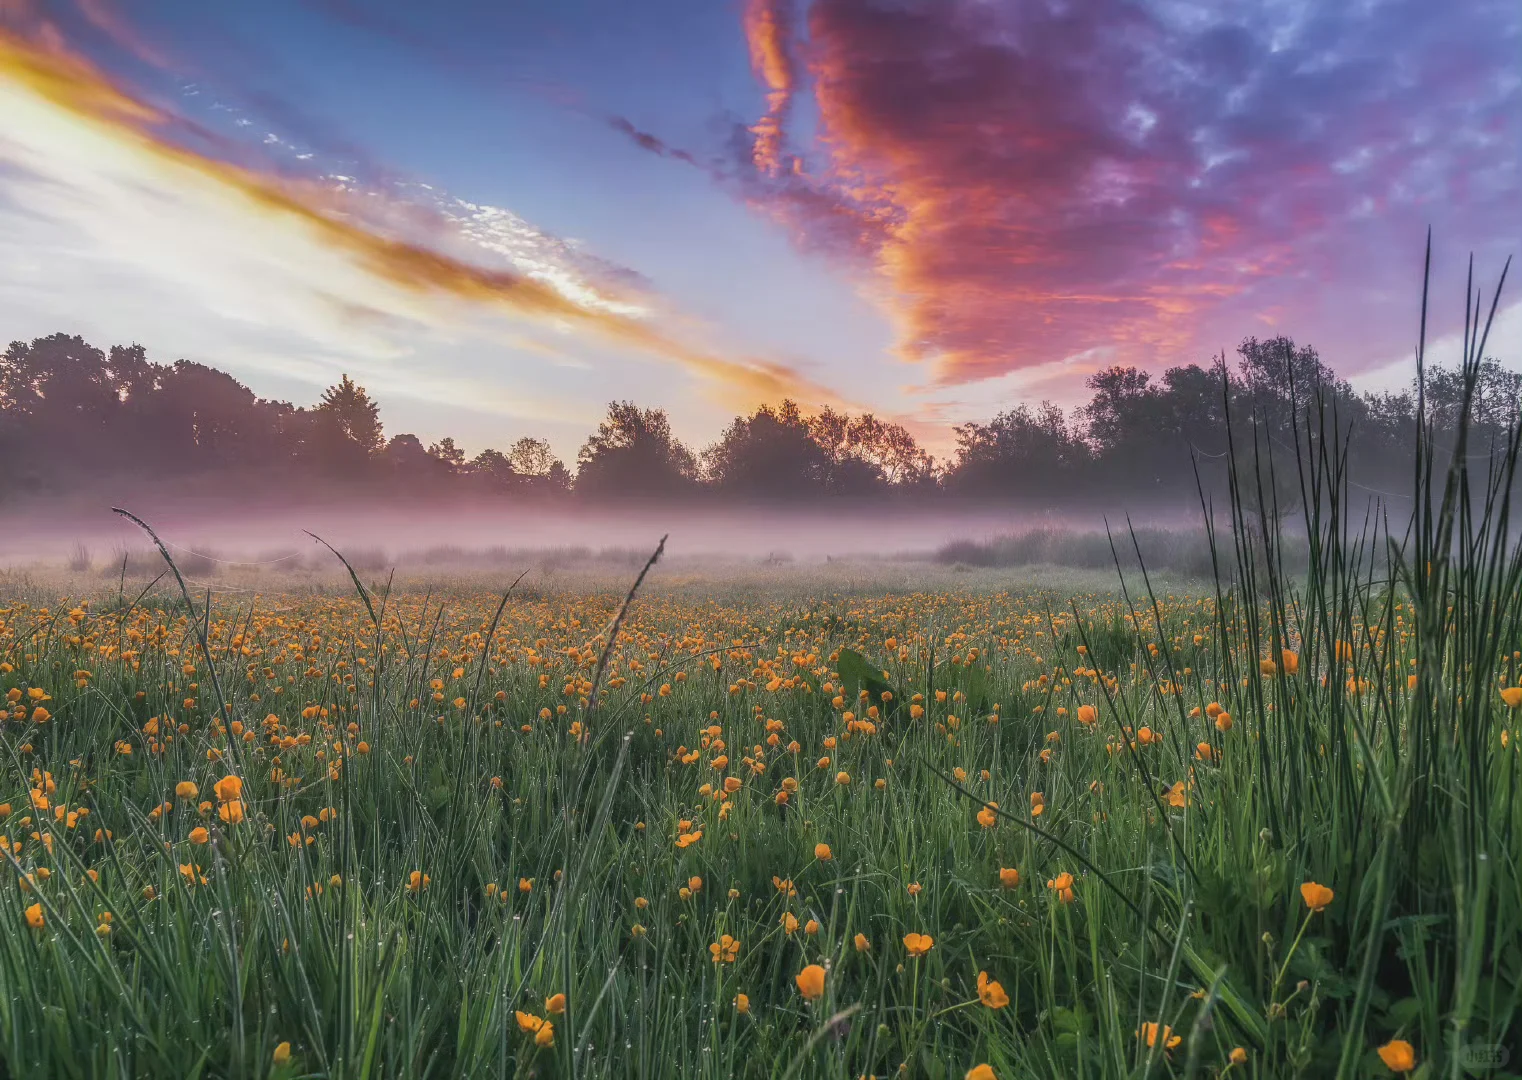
(834, 648), (901, 714)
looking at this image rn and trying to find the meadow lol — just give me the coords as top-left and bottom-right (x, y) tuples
(3, 356), (1522, 1078)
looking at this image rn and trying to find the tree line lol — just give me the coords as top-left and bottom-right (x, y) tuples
(1, 331), (1514, 506)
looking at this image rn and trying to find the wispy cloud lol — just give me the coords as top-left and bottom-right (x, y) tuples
(741, 0), (797, 177)
(0, 21), (848, 411)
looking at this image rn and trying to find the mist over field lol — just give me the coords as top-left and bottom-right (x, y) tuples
(0, 494), (1177, 572)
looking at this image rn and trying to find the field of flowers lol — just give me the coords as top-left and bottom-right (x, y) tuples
(1, 517), (1518, 1079)
(4, 336), (1522, 1078)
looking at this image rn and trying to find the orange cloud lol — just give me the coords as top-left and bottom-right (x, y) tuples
(0, 25), (844, 412)
(742, 0), (796, 176)
(733, 0), (1518, 390)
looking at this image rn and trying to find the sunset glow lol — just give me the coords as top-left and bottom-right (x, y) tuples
(1, 0), (1517, 455)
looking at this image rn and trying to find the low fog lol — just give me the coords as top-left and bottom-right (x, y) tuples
(2, 492), (1155, 572)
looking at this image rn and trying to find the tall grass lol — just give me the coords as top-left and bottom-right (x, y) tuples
(0, 258), (1518, 1078)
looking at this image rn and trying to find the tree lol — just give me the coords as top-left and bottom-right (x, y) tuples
(469, 448), (518, 490)
(575, 401), (697, 497)
(316, 375), (383, 458)
(946, 402), (1090, 498)
(703, 400), (829, 497)
(428, 437), (466, 472)
(509, 437), (556, 476)
(508, 436), (571, 493)
(138, 361), (273, 466)
(0, 334), (116, 428)
(846, 414), (936, 489)
(385, 434), (434, 479)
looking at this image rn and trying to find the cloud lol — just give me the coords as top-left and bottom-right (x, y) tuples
(605, 116), (697, 165)
(741, 0), (798, 176)
(0, 26), (846, 411)
(731, 0), (1520, 387)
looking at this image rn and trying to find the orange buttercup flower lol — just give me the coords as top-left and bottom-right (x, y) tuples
(213, 775), (242, 804)
(1376, 1039), (1416, 1072)
(1300, 881), (1334, 912)
(24, 902), (44, 929)
(976, 971), (1008, 1009)
(795, 963), (826, 1000)
(998, 867), (1020, 889)
(1047, 872), (1076, 904)
(902, 932), (934, 957)
(709, 935), (740, 963)
(1139, 1021), (1181, 1051)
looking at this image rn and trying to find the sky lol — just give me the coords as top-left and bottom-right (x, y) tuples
(0, 0), (1517, 462)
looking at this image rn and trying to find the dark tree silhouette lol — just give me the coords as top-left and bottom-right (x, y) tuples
(576, 401), (697, 497)
(704, 400), (830, 497)
(0, 329), (1512, 510)
(508, 436), (571, 492)
(946, 402), (1090, 497)
(316, 374), (384, 464)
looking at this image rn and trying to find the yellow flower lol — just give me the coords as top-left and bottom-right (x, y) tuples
(734, 992), (750, 1014)
(814, 842), (832, 860)
(1047, 872), (1076, 904)
(1502, 687), (1522, 708)
(853, 932), (870, 952)
(213, 774), (242, 803)
(1377, 1039), (1416, 1072)
(795, 963), (826, 1000)
(272, 1042), (291, 1065)
(1138, 1021), (1181, 1051)
(902, 932), (934, 957)
(545, 993), (566, 1015)
(24, 902), (44, 929)
(1300, 881), (1334, 912)
(976, 971), (1008, 1009)
(965, 1066), (997, 1080)
(998, 867), (1020, 889)
(175, 781), (199, 800)
(709, 935), (741, 963)
(189, 826), (209, 845)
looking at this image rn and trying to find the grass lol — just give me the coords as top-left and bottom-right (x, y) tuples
(2, 267), (1520, 1079)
